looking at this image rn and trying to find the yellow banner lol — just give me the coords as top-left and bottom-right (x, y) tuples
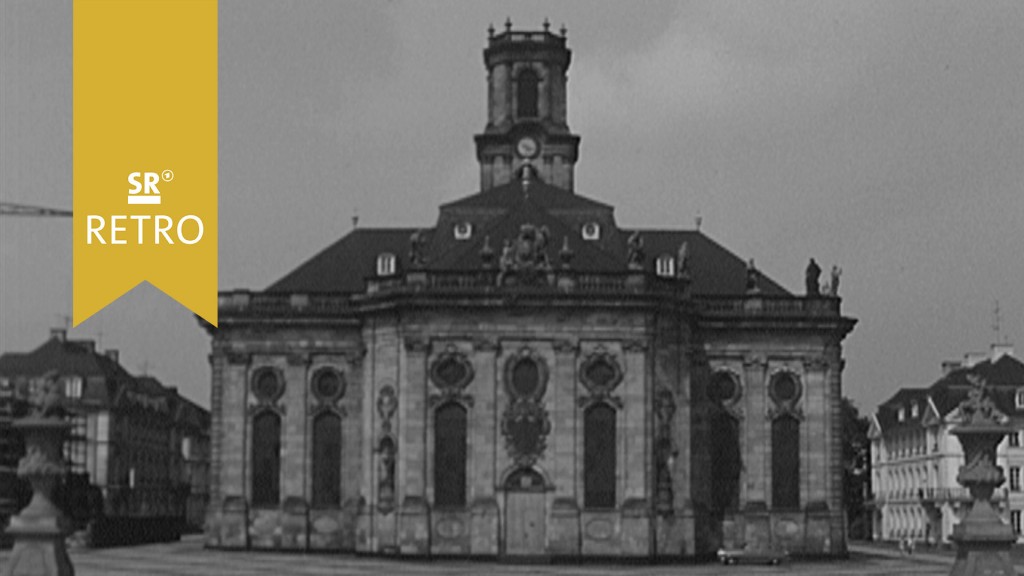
(73, 0), (218, 327)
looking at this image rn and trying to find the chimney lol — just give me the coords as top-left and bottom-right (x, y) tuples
(941, 360), (962, 376)
(990, 342), (1014, 362)
(79, 340), (96, 354)
(50, 327), (67, 342)
(105, 349), (120, 364)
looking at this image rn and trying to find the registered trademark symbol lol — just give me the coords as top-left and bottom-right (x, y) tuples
(161, 170), (174, 182)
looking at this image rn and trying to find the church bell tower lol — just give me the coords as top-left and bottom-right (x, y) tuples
(475, 20), (581, 192)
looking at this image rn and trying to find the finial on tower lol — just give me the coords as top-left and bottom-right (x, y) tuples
(543, 18), (550, 32)
(560, 23), (567, 37)
(488, 23), (494, 38)
(505, 17), (512, 32)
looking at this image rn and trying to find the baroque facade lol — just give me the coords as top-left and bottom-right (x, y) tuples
(203, 26), (856, 560)
(868, 344), (1024, 544)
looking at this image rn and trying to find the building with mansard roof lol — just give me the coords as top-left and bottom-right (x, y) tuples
(867, 344), (1024, 544)
(0, 329), (211, 546)
(203, 25), (856, 560)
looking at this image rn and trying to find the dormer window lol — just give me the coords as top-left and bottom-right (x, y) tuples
(1016, 388), (1024, 409)
(897, 407), (905, 422)
(911, 402), (919, 418)
(581, 222), (600, 241)
(376, 253), (397, 277)
(655, 254), (676, 278)
(65, 376), (83, 399)
(454, 222), (473, 240)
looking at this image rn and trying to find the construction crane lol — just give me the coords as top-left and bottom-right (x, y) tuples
(0, 202), (72, 217)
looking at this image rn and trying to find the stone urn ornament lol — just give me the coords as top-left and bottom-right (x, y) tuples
(947, 374), (1015, 576)
(4, 373), (74, 576)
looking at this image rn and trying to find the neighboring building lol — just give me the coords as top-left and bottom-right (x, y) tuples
(203, 25), (856, 560)
(867, 343), (1024, 544)
(0, 328), (211, 545)
(177, 395), (212, 531)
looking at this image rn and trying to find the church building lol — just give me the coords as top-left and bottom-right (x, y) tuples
(203, 24), (856, 560)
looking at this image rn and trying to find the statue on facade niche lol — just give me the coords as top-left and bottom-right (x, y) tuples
(745, 259), (760, 294)
(408, 229), (427, 268)
(677, 241), (690, 279)
(805, 258), (821, 296)
(377, 437), (396, 512)
(829, 265), (842, 296)
(626, 230), (644, 270)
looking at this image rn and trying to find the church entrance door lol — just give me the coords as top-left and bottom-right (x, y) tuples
(503, 468), (547, 559)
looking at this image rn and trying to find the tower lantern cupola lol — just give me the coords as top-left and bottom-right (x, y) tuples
(475, 21), (580, 192)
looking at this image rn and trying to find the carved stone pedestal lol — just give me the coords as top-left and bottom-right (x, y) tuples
(3, 417), (74, 576)
(947, 376), (1016, 576)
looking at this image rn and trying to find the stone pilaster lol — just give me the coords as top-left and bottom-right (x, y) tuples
(222, 352), (250, 504)
(551, 338), (577, 501)
(742, 354), (768, 505)
(802, 357), (828, 505)
(282, 353), (309, 501)
(470, 339), (498, 500)
(622, 339), (648, 501)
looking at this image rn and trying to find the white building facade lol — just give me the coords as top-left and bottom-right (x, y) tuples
(868, 344), (1024, 544)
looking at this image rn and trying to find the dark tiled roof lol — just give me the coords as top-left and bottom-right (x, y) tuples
(637, 230), (790, 297)
(0, 338), (131, 381)
(876, 387), (931, 431)
(929, 355), (1024, 416)
(267, 228), (418, 293)
(428, 197), (621, 272)
(875, 354), (1024, 432)
(441, 180), (612, 210)
(264, 182), (794, 297)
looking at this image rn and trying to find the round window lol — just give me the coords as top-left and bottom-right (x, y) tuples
(708, 373), (737, 403)
(771, 374), (799, 402)
(434, 357), (468, 389)
(584, 359), (616, 390)
(511, 358), (540, 397)
(313, 369), (344, 400)
(252, 369), (283, 402)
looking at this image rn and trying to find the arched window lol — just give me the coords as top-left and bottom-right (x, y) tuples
(584, 403), (616, 509)
(251, 411), (281, 506)
(311, 412), (341, 507)
(771, 415), (800, 509)
(434, 402), (467, 508)
(516, 68), (539, 118)
(710, 409), (741, 510)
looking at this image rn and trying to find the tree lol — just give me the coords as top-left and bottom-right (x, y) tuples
(841, 397), (871, 539)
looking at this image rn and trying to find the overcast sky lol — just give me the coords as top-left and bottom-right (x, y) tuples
(2, 0), (1022, 413)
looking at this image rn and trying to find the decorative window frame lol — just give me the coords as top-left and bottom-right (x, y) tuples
(707, 368), (744, 420)
(308, 365), (347, 417)
(655, 254), (676, 278)
(503, 347), (549, 402)
(577, 346), (623, 409)
(1016, 388), (1024, 409)
(428, 345), (475, 408)
(249, 366), (286, 415)
(767, 369), (803, 421)
(581, 222), (601, 241)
